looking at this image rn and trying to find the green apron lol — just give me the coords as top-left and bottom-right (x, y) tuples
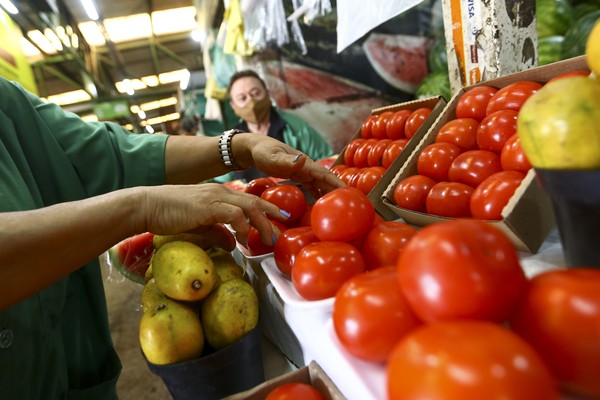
(0, 78), (168, 399)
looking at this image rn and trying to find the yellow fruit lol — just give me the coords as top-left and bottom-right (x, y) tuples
(586, 20), (600, 76)
(153, 233), (213, 250)
(517, 76), (600, 169)
(201, 279), (259, 350)
(141, 278), (167, 313)
(206, 247), (245, 283)
(152, 241), (218, 302)
(139, 298), (204, 365)
(144, 257), (154, 283)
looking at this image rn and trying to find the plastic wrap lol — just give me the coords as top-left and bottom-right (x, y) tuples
(242, 0), (289, 50)
(103, 232), (155, 285)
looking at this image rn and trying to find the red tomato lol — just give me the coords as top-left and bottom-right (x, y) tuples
(405, 108), (432, 139)
(329, 163), (347, 177)
(434, 118), (480, 151)
(510, 268), (600, 398)
(393, 174), (437, 213)
(292, 241), (366, 300)
(477, 109), (518, 153)
(333, 267), (422, 363)
(470, 170), (525, 220)
(455, 85), (498, 121)
(397, 219), (527, 322)
(347, 168), (364, 188)
(273, 226), (319, 275)
(386, 109), (411, 139)
(356, 166), (385, 195)
(417, 142), (463, 182)
(297, 203), (313, 227)
(547, 70), (591, 83)
(387, 320), (559, 400)
(448, 149), (502, 188)
(381, 139), (408, 169)
(353, 138), (377, 169)
(261, 184), (307, 223)
(367, 139), (392, 167)
(311, 187), (375, 242)
(361, 115), (378, 139)
(361, 221), (417, 270)
(486, 81), (543, 115)
(425, 181), (473, 218)
(343, 138), (365, 167)
(244, 177), (277, 197)
(246, 220), (288, 256)
(266, 382), (326, 400)
(501, 133), (532, 173)
(371, 111), (394, 139)
(338, 167), (360, 186)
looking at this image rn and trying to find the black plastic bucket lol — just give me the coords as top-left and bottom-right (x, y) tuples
(145, 324), (265, 400)
(536, 169), (600, 268)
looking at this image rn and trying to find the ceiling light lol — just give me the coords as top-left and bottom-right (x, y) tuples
(146, 125), (155, 133)
(104, 13), (152, 43)
(151, 7), (197, 36)
(131, 97), (178, 113)
(159, 69), (189, 85)
(80, 0), (99, 21)
(27, 30), (58, 54)
(47, 90), (92, 105)
(20, 37), (42, 59)
(137, 110), (146, 119)
(81, 114), (99, 122)
(44, 28), (63, 51)
(191, 29), (205, 43)
(78, 21), (105, 46)
(121, 79), (135, 96)
(180, 70), (191, 90)
(0, 0), (18, 14)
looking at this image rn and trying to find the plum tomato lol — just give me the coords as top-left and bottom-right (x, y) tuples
(266, 382), (326, 400)
(347, 168), (364, 188)
(329, 163), (347, 177)
(273, 226), (319, 275)
(434, 118), (480, 151)
(367, 139), (392, 167)
(477, 109), (518, 154)
(397, 219), (527, 322)
(361, 115), (378, 139)
(393, 174), (437, 212)
(333, 267), (422, 363)
(425, 181), (474, 218)
(485, 81), (543, 115)
(360, 221), (417, 270)
(338, 167), (360, 186)
(356, 166), (385, 195)
(405, 107), (432, 139)
(386, 109), (411, 139)
(381, 139), (408, 169)
(343, 138), (365, 167)
(510, 268), (600, 398)
(353, 138), (378, 169)
(501, 133), (532, 173)
(246, 219), (288, 256)
(311, 187), (375, 242)
(470, 170), (525, 220)
(417, 142), (463, 182)
(448, 149), (503, 188)
(371, 111), (394, 140)
(244, 177), (277, 197)
(455, 85), (498, 121)
(261, 184), (307, 223)
(292, 241), (366, 301)
(387, 320), (559, 400)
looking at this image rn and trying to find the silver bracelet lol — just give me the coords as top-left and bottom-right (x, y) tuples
(218, 129), (244, 170)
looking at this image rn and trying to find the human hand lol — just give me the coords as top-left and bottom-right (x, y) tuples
(135, 183), (287, 248)
(237, 134), (345, 198)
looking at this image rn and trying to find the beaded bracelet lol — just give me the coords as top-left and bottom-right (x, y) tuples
(218, 129), (244, 170)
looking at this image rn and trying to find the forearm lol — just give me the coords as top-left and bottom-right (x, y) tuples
(0, 188), (141, 310)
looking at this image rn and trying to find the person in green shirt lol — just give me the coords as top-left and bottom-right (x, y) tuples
(217, 69), (334, 183)
(0, 76), (343, 399)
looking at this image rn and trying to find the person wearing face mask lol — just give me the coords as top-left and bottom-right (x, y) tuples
(223, 69), (333, 183)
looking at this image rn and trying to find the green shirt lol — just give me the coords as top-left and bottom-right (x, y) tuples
(0, 78), (168, 399)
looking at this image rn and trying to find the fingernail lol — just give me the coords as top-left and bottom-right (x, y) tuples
(279, 209), (291, 218)
(271, 233), (278, 246)
(292, 154), (301, 163)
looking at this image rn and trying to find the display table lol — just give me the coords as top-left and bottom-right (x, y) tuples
(236, 227), (569, 400)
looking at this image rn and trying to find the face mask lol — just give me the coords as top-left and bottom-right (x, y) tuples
(233, 96), (271, 124)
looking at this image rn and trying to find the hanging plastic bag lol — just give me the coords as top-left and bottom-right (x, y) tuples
(287, 0), (332, 26)
(242, 0), (289, 50)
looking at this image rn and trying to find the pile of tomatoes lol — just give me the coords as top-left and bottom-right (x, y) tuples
(330, 106), (435, 195)
(331, 218), (600, 400)
(391, 81), (543, 220)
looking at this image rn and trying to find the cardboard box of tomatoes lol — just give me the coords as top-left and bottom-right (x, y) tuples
(333, 96), (447, 220)
(381, 56), (589, 253)
(224, 360), (345, 400)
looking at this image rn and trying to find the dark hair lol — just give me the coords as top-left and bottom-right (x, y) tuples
(228, 70), (267, 97)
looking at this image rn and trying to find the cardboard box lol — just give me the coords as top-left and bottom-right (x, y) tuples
(224, 361), (345, 400)
(442, 0), (538, 94)
(382, 56), (589, 253)
(334, 96), (447, 220)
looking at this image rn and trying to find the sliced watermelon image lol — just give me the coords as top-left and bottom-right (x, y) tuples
(108, 232), (155, 284)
